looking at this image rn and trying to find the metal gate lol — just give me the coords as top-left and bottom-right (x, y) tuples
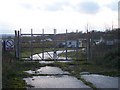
(15, 29), (86, 61)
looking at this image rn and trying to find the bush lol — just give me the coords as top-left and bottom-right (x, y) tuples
(103, 47), (120, 68)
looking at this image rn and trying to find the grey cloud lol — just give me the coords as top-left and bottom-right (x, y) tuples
(76, 1), (100, 14)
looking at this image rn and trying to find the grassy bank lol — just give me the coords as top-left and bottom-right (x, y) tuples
(58, 45), (119, 77)
(2, 51), (42, 89)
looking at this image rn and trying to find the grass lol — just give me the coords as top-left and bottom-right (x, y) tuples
(58, 48), (119, 77)
(2, 51), (43, 89)
(58, 50), (86, 60)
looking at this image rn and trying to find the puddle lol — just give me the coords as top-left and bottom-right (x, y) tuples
(39, 61), (54, 64)
(23, 75), (91, 88)
(29, 50), (74, 60)
(24, 66), (92, 88)
(81, 74), (119, 88)
(39, 60), (72, 64)
(24, 66), (69, 75)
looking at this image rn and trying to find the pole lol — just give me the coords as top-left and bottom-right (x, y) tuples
(87, 30), (90, 62)
(90, 32), (93, 61)
(19, 28), (21, 59)
(42, 29), (44, 60)
(15, 30), (18, 58)
(17, 30), (20, 59)
(76, 30), (79, 60)
(53, 29), (57, 60)
(30, 29), (33, 60)
(65, 29), (68, 60)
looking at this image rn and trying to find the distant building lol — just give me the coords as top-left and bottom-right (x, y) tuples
(58, 39), (87, 48)
(67, 40), (78, 48)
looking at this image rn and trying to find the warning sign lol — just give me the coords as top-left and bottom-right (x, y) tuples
(5, 39), (14, 51)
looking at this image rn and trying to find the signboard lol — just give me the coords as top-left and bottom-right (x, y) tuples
(5, 39), (14, 51)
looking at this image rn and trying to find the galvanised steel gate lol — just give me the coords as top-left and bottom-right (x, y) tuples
(15, 28), (87, 61)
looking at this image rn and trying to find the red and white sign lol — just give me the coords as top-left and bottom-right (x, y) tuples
(5, 39), (14, 51)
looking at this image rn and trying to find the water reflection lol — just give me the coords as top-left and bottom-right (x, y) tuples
(23, 75), (90, 88)
(24, 66), (69, 75)
(31, 50), (74, 60)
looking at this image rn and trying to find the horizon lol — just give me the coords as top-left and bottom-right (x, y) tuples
(0, 27), (118, 35)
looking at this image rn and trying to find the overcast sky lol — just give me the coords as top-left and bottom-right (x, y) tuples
(0, 0), (118, 34)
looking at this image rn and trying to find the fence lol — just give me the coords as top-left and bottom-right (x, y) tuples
(14, 28), (89, 61)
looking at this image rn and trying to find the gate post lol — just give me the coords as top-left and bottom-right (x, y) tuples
(53, 29), (57, 60)
(18, 30), (20, 59)
(65, 29), (68, 60)
(15, 30), (18, 58)
(42, 29), (44, 60)
(87, 30), (91, 62)
(19, 28), (21, 59)
(76, 30), (79, 60)
(30, 29), (33, 60)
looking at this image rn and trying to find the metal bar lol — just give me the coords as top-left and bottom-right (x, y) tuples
(19, 28), (22, 59)
(90, 32), (92, 61)
(57, 49), (65, 59)
(87, 30), (90, 62)
(46, 51), (53, 59)
(21, 46), (52, 48)
(37, 53), (42, 59)
(53, 29), (57, 60)
(15, 30), (18, 58)
(17, 30), (20, 59)
(21, 34), (54, 36)
(30, 29), (33, 60)
(42, 29), (44, 60)
(65, 29), (68, 60)
(76, 30), (79, 60)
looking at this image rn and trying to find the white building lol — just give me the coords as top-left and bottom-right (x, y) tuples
(67, 40), (81, 48)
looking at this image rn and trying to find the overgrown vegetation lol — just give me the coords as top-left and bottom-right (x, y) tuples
(2, 51), (42, 89)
